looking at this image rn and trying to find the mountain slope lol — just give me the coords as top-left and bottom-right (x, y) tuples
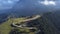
(37, 12), (60, 34)
(0, 12), (60, 34)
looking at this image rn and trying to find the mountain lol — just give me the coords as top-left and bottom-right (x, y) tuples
(0, 11), (60, 34)
(0, 15), (41, 34)
(38, 11), (60, 34)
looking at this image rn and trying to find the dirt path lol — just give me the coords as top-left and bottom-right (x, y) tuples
(12, 15), (41, 29)
(22, 15), (41, 22)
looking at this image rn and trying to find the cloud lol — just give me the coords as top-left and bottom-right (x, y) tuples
(39, 0), (56, 6)
(0, 6), (12, 10)
(0, 0), (19, 10)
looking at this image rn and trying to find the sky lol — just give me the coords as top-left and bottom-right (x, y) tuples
(0, 0), (19, 10)
(0, 0), (60, 10)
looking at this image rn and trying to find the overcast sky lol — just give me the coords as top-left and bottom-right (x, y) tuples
(0, 0), (19, 10)
(0, 0), (60, 10)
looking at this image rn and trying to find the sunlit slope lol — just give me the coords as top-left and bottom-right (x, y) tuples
(0, 18), (12, 34)
(0, 17), (27, 34)
(0, 15), (40, 34)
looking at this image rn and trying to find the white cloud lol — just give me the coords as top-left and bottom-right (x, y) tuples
(39, 0), (56, 6)
(8, 0), (13, 3)
(49, 1), (56, 5)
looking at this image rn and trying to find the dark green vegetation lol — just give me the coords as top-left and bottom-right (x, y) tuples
(0, 12), (60, 34)
(37, 12), (57, 34)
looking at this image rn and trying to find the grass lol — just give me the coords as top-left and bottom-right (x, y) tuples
(0, 18), (12, 34)
(12, 17), (26, 24)
(0, 16), (38, 34)
(0, 17), (27, 34)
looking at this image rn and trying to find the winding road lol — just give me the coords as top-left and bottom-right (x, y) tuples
(12, 15), (41, 29)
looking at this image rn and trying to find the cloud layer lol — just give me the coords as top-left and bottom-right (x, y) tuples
(0, 0), (19, 10)
(40, 0), (56, 5)
(0, 0), (60, 10)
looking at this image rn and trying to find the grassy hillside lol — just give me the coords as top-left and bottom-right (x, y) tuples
(0, 15), (39, 34)
(0, 17), (28, 34)
(0, 18), (12, 34)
